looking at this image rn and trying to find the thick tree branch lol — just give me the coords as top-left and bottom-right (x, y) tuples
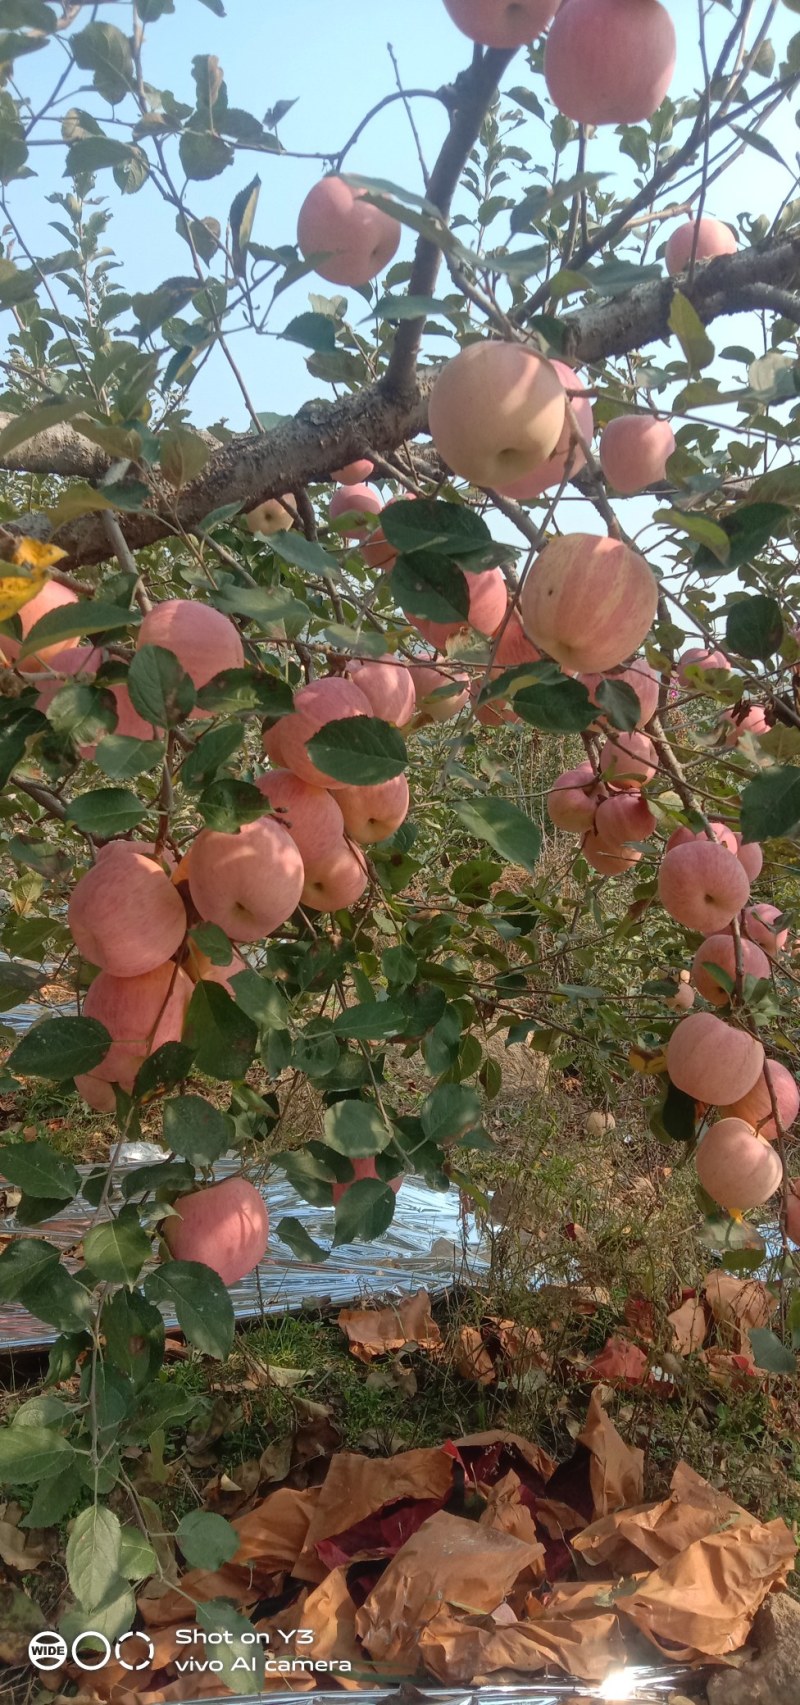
(3, 235), (800, 571)
(383, 46), (514, 401)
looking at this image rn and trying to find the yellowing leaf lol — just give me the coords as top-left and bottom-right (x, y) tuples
(628, 1047), (668, 1075)
(0, 568), (47, 622)
(6, 537), (66, 569)
(0, 538), (67, 622)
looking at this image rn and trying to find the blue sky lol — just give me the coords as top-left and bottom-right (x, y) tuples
(12, 0), (800, 436)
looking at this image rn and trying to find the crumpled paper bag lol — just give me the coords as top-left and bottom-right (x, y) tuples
(356, 1509), (544, 1663)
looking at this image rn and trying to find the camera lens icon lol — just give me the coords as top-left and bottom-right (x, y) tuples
(116, 1632), (155, 1671)
(28, 1632), (68, 1671)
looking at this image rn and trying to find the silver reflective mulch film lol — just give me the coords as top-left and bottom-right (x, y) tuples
(0, 1156), (494, 1351)
(182, 1679), (699, 1703)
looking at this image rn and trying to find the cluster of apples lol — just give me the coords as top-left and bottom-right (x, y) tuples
(50, 594), (420, 1114)
(547, 659), (661, 874)
(544, 632), (797, 1226)
(659, 832), (798, 1219)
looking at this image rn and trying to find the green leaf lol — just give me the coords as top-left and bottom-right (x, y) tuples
(196, 1601), (264, 1696)
(0, 960), (43, 1012)
(393, 553), (470, 625)
(198, 779), (267, 831)
(66, 787), (146, 837)
(46, 684), (116, 746)
(94, 735), (164, 780)
(740, 767), (800, 842)
(230, 174), (261, 277)
(195, 667), (293, 717)
(83, 1206), (152, 1285)
(144, 1261), (234, 1359)
(307, 716), (407, 785)
(7, 1016), (111, 1079)
(275, 1216), (328, 1263)
(163, 1095), (234, 1166)
(180, 723), (243, 791)
(282, 310), (336, 352)
(380, 498), (492, 559)
(0, 1140), (79, 1200)
(455, 797), (541, 876)
(214, 583), (310, 626)
(748, 1327), (796, 1374)
(0, 399), (84, 456)
(669, 290), (715, 372)
(694, 503), (787, 575)
(22, 1460), (82, 1529)
(67, 1505), (125, 1618)
(515, 677), (595, 733)
(587, 257), (662, 296)
(131, 277), (198, 336)
(725, 594), (784, 659)
(0, 1236), (59, 1302)
(180, 128), (234, 180)
(333, 998), (408, 1040)
(323, 1100), (391, 1156)
(270, 532), (340, 577)
(229, 968), (287, 1030)
(102, 1287), (165, 1387)
(660, 1080), (698, 1143)
(21, 1266), (93, 1332)
(17, 600), (139, 661)
(333, 1177), (396, 1246)
(177, 1510), (239, 1570)
(0, 1423), (75, 1483)
(133, 1041), (196, 1100)
(71, 22), (135, 105)
(128, 645), (195, 726)
(119, 1525), (157, 1583)
(421, 1083), (482, 1145)
(183, 981), (258, 1080)
(594, 678), (642, 732)
(371, 292), (452, 322)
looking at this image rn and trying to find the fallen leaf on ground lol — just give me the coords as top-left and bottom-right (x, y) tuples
(337, 1288), (442, 1361)
(0, 1516), (54, 1570)
(589, 1335), (653, 1386)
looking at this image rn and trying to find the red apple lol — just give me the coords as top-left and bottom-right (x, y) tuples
(83, 961), (193, 1092)
(187, 818), (304, 942)
(332, 1154), (403, 1204)
(279, 676), (373, 789)
(666, 1012), (764, 1106)
(520, 534), (658, 673)
(69, 845), (187, 977)
(297, 176), (400, 286)
(255, 769), (345, 866)
(545, 0), (676, 125)
(665, 216), (737, 277)
(301, 840), (369, 912)
(345, 655), (416, 726)
(658, 841), (750, 934)
(337, 774), (410, 844)
(428, 342), (566, 488)
(164, 1176), (269, 1285)
(599, 415), (676, 495)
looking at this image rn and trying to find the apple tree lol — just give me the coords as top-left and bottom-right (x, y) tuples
(0, 0), (799, 1618)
